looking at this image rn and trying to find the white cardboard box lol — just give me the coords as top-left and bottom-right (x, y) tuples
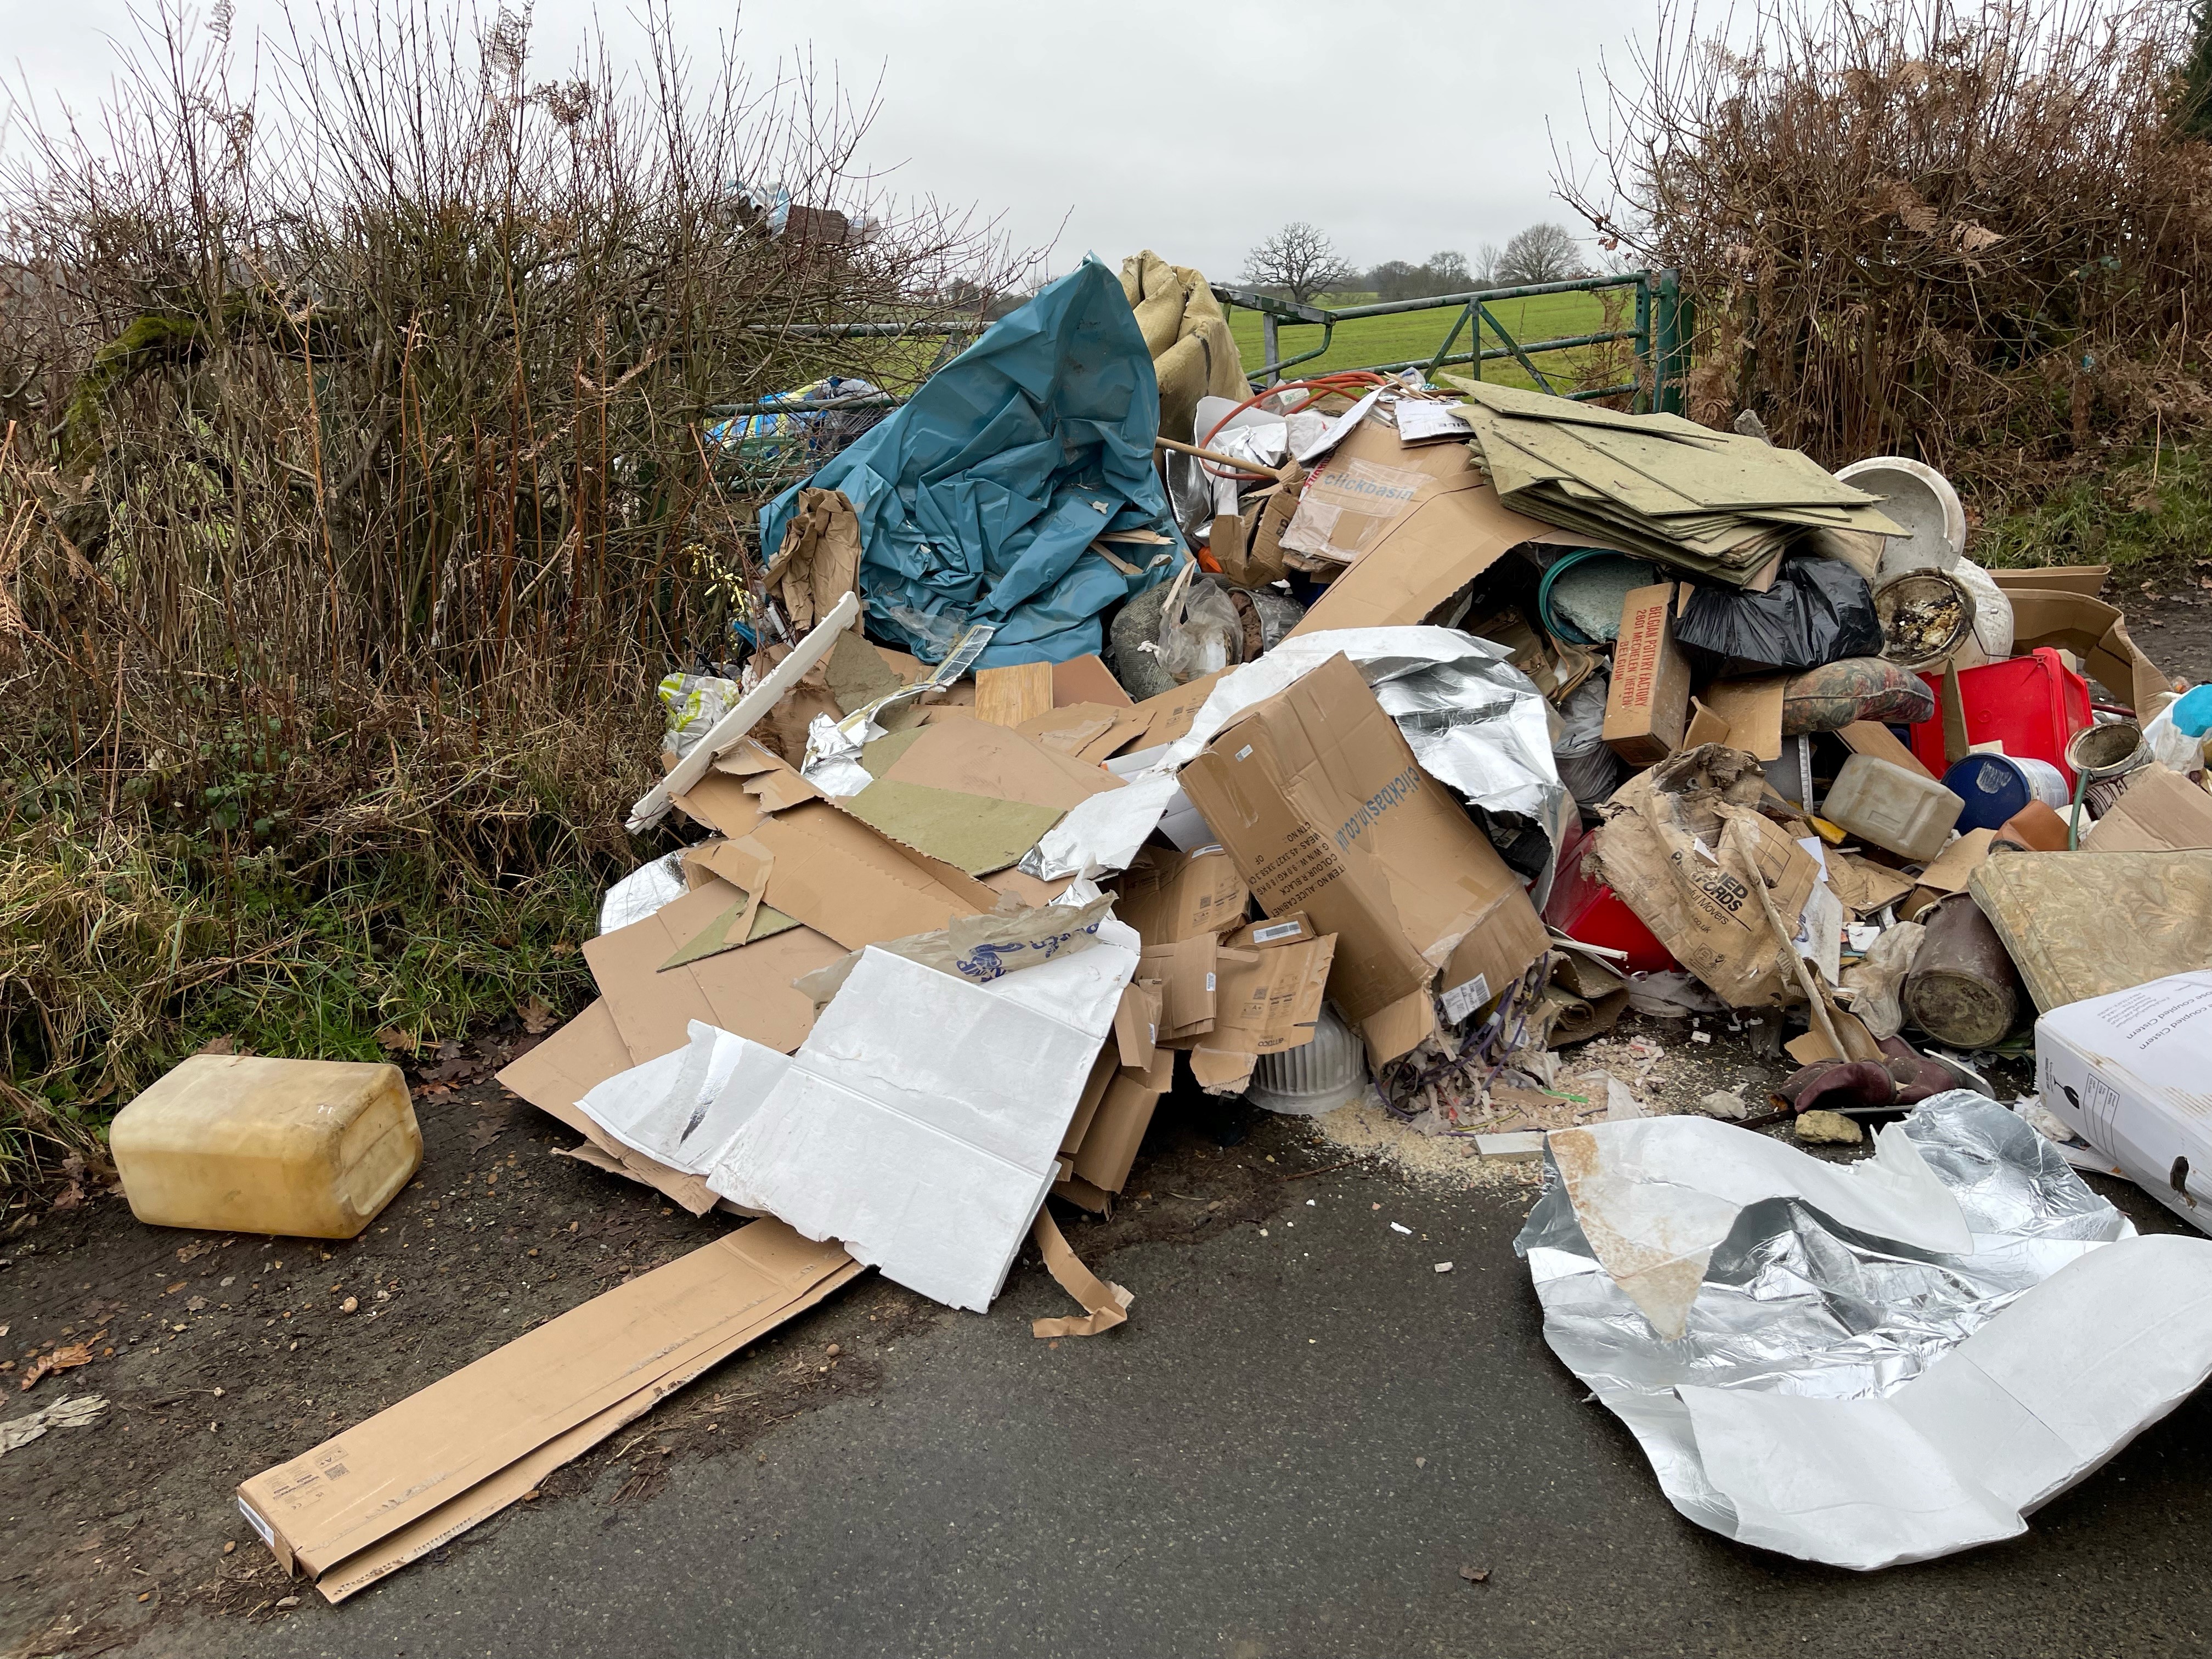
(2038, 969), (2212, 1233)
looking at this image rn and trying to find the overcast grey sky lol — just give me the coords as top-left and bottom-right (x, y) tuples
(4, 1), (1658, 279)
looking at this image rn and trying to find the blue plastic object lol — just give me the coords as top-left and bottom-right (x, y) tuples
(2174, 683), (2212, 738)
(757, 258), (1186, 668)
(1942, 753), (2068, 832)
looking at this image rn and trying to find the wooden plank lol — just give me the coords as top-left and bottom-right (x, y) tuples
(973, 662), (1054, 729)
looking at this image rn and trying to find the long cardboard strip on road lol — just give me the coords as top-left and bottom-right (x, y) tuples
(238, 1220), (858, 1598)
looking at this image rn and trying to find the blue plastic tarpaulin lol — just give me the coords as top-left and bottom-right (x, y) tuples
(757, 257), (1186, 668)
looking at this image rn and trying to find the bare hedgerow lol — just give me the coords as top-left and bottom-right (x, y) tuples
(0, 2), (1029, 1165)
(1558, 1), (2212, 505)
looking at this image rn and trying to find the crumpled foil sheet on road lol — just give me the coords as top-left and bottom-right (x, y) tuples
(1514, 1094), (2212, 1570)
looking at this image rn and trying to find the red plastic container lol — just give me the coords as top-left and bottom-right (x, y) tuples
(1908, 647), (2092, 788)
(1544, 822), (1678, 973)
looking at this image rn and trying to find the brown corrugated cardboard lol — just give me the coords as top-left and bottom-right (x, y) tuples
(238, 1220), (859, 1593)
(1602, 583), (1691, 764)
(1990, 580), (2171, 716)
(1051, 653), (1135, 708)
(1027, 1210), (1132, 1339)
(866, 715), (1121, 809)
(1058, 1047), (1120, 1159)
(1288, 468), (1559, 636)
(1183, 917), (1337, 1093)
(1682, 697), (1732, 752)
(1070, 1074), (1165, 1194)
(1178, 653), (1549, 1064)
(1699, 676), (1787, 763)
(2081, 765), (2212, 854)
(1016, 702), (1150, 765)
(1111, 843), (1250, 947)
(1142, 934), (1223, 1041)
(582, 883), (844, 1060)
(492, 1002), (725, 1215)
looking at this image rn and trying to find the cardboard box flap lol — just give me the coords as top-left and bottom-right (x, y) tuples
(2081, 766), (2212, 854)
(1994, 585), (2171, 716)
(1699, 676), (1787, 763)
(1288, 482), (1552, 636)
(1052, 652), (1136, 708)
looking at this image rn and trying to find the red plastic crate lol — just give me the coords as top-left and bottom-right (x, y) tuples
(1544, 821), (1678, 973)
(1909, 647), (2092, 788)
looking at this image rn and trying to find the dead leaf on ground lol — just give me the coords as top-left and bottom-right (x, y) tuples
(176, 1239), (211, 1264)
(375, 1027), (417, 1054)
(519, 996), (557, 1035)
(20, 1343), (93, 1391)
(467, 1116), (507, 1155)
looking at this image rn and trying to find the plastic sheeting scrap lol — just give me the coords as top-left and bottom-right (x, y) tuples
(1515, 1094), (2212, 1570)
(757, 258), (1184, 669)
(1025, 627), (1567, 890)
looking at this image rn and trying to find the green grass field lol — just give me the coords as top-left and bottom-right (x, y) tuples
(1221, 288), (1629, 392)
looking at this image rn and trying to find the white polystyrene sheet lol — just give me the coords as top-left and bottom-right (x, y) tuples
(708, 919), (1141, 1312)
(574, 1019), (791, 1175)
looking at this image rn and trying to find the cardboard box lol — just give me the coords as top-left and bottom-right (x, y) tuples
(238, 1220), (859, 1598)
(1111, 843), (1250, 947)
(2081, 765), (2212, 854)
(1284, 419), (1571, 636)
(1177, 653), (1548, 1063)
(2039, 970), (2212, 1234)
(1602, 583), (1691, 764)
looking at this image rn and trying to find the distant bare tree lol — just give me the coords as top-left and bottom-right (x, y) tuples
(1495, 223), (1587, 285)
(1242, 222), (1356, 305)
(1425, 250), (1470, 289)
(1472, 242), (1503, 286)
